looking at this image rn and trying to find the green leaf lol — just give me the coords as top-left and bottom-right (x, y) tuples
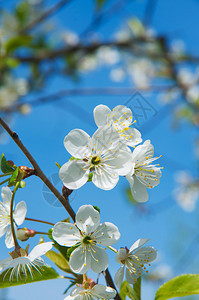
(9, 167), (19, 184)
(0, 266), (61, 289)
(5, 36), (32, 54)
(0, 154), (15, 173)
(119, 280), (141, 300)
(155, 274), (199, 300)
(45, 250), (73, 274)
(5, 58), (20, 68)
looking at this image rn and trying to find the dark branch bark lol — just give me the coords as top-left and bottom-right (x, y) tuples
(0, 117), (76, 222)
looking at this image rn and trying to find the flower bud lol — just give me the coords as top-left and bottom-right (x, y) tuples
(17, 228), (36, 241)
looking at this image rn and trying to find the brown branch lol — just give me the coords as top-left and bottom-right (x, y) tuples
(22, 0), (72, 33)
(104, 269), (121, 300)
(0, 117), (76, 222)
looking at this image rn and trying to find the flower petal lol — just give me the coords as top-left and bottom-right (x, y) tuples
(90, 244), (109, 273)
(93, 222), (120, 246)
(126, 267), (140, 284)
(0, 257), (12, 271)
(70, 286), (84, 297)
(0, 222), (8, 238)
(92, 165), (119, 190)
(92, 125), (121, 153)
(59, 160), (89, 190)
(5, 226), (15, 248)
(112, 105), (132, 130)
(53, 222), (81, 246)
(134, 246), (157, 263)
(69, 245), (91, 274)
(64, 129), (91, 159)
(93, 105), (111, 127)
(130, 176), (149, 202)
(13, 201), (27, 225)
(29, 242), (53, 261)
(76, 205), (100, 234)
(131, 140), (152, 163)
(115, 248), (128, 264)
(114, 265), (125, 290)
(129, 238), (150, 253)
(92, 284), (116, 299)
(105, 150), (133, 176)
(121, 128), (142, 147)
(1, 187), (12, 204)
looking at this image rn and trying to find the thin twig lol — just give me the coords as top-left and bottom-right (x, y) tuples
(23, 0), (72, 33)
(25, 217), (55, 226)
(0, 117), (76, 222)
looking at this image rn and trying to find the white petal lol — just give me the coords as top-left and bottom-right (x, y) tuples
(1, 187), (12, 204)
(69, 246), (91, 274)
(59, 160), (89, 190)
(112, 105), (132, 129)
(0, 257), (12, 271)
(90, 244), (109, 273)
(0, 223), (8, 238)
(92, 165), (119, 190)
(70, 286), (84, 297)
(13, 201), (27, 225)
(105, 150), (133, 176)
(126, 267), (140, 284)
(131, 140), (151, 163)
(93, 222), (120, 246)
(29, 242), (53, 261)
(76, 205), (100, 234)
(5, 226), (15, 248)
(121, 128), (142, 147)
(134, 246), (157, 263)
(64, 129), (91, 159)
(92, 284), (116, 299)
(129, 238), (150, 253)
(92, 125), (121, 153)
(130, 176), (149, 202)
(93, 105), (111, 127)
(53, 222), (81, 246)
(8, 256), (30, 268)
(114, 265), (125, 290)
(115, 248), (128, 264)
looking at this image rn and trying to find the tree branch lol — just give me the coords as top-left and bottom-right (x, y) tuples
(104, 269), (121, 300)
(23, 0), (72, 33)
(0, 117), (76, 222)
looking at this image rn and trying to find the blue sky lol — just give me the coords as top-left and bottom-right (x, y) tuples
(1, 0), (199, 299)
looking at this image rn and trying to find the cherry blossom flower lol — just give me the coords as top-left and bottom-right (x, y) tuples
(0, 242), (52, 281)
(114, 239), (157, 289)
(53, 205), (120, 274)
(64, 284), (116, 300)
(59, 125), (133, 190)
(0, 187), (27, 248)
(126, 140), (162, 202)
(93, 105), (142, 147)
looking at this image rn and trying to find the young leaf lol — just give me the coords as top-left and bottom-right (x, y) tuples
(155, 274), (199, 300)
(0, 266), (61, 289)
(0, 154), (15, 173)
(45, 250), (73, 274)
(119, 280), (141, 300)
(9, 167), (19, 184)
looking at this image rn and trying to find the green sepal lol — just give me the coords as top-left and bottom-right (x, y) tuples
(55, 162), (61, 169)
(88, 172), (93, 182)
(93, 206), (100, 213)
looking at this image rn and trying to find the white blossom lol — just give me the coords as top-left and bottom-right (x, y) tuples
(0, 242), (52, 280)
(126, 140), (162, 202)
(114, 239), (157, 289)
(0, 187), (27, 248)
(64, 284), (116, 300)
(53, 205), (120, 274)
(59, 125), (133, 190)
(94, 105), (142, 147)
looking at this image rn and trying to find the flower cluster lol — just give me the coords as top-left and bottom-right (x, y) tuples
(60, 104), (162, 202)
(0, 103), (161, 299)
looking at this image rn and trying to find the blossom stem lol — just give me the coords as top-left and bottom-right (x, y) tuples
(25, 217), (55, 226)
(0, 172), (13, 178)
(108, 246), (117, 253)
(10, 182), (20, 252)
(34, 231), (48, 235)
(0, 178), (10, 186)
(0, 117), (76, 222)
